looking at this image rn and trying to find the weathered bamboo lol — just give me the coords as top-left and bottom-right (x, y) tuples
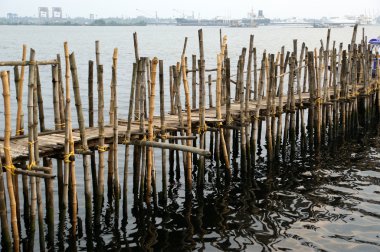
(12, 68), (21, 236)
(57, 54), (65, 129)
(216, 54), (231, 174)
(132, 60), (143, 201)
(147, 57), (158, 202)
(253, 54), (266, 166)
(15, 45), (27, 136)
(69, 52), (93, 231)
(133, 32), (140, 63)
(139, 58), (147, 200)
(192, 55), (197, 109)
(0, 59), (58, 66)
(36, 66), (46, 132)
(96, 64), (105, 210)
(181, 56), (193, 190)
(63, 42), (77, 240)
(0, 146), (11, 251)
(1, 71), (20, 252)
(246, 35), (254, 106)
(112, 48), (120, 219)
(158, 60), (167, 202)
(122, 63), (137, 218)
(238, 54), (247, 171)
(208, 75), (213, 108)
(275, 47), (285, 157)
(33, 61), (45, 250)
(129, 140), (211, 157)
(27, 49), (37, 250)
(88, 60), (97, 193)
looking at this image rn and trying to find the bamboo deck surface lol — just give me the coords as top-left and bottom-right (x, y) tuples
(0, 86), (366, 162)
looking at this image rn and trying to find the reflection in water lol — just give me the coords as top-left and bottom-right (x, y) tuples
(57, 119), (380, 251)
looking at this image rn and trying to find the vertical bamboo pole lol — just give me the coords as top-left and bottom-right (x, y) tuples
(96, 64), (105, 212)
(56, 54), (65, 212)
(43, 158), (54, 248)
(275, 47), (285, 157)
(133, 60), (143, 201)
(147, 57), (158, 203)
(69, 52), (93, 232)
(123, 63), (137, 218)
(0, 146), (11, 251)
(238, 54), (247, 172)
(57, 54), (65, 123)
(36, 66), (45, 132)
(253, 54), (266, 166)
(197, 45), (206, 187)
(208, 75), (213, 108)
(112, 49), (120, 220)
(107, 58), (115, 201)
(139, 58), (147, 201)
(1, 71), (19, 252)
(16, 44), (27, 136)
(253, 48), (258, 101)
(192, 55), (197, 109)
(158, 60), (167, 202)
(246, 35), (254, 104)
(63, 42), (77, 241)
(88, 60), (97, 191)
(33, 62), (45, 251)
(29, 50), (37, 251)
(216, 54), (231, 175)
(225, 58), (231, 158)
(12, 68), (21, 236)
(181, 57), (193, 191)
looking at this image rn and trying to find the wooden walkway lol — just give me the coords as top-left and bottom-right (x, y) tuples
(0, 88), (355, 162)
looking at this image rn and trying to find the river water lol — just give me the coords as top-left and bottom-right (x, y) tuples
(0, 25), (380, 251)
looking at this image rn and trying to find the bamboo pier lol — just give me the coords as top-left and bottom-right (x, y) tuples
(0, 25), (379, 250)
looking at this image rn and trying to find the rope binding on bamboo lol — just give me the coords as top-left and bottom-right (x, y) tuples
(64, 151), (75, 163)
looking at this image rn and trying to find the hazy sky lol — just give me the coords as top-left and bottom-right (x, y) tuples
(1, 0), (379, 19)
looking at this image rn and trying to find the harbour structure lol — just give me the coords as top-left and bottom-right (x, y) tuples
(0, 25), (379, 250)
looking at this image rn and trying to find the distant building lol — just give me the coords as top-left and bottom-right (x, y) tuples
(38, 7), (49, 18)
(52, 7), (62, 19)
(90, 14), (95, 20)
(258, 10), (264, 18)
(6, 13), (18, 19)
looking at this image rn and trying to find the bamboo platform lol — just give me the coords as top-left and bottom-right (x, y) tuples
(0, 87), (352, 162)
(0, 25), (379, 251)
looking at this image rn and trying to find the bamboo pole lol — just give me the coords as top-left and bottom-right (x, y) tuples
(208, 75), (213, 108)
(28, 49), (37, 251)
(112, 48), (120, 220)
(139, 58), (147, 201)
(0, 146), (11, 251)
(1, 71), (20, 252)
(192, 55), (197, 109)
(128, 140), (211, 157)
(198, 29), (206, 187)
(275, 47), (285, 157)
(158, 60), (167, 202)
(181, 56), (193, 190)
(216, 54), (231, 175)
(12, 68), (21, 236)
(253, 54), (266, 166)
(123, 63), (137, 217)
(147, 57), (158, 203)
(88, 60), (97, 192)
(96, 64), (105, 211)
(57, 54), (65, 128)
(69, 52), (93, 231)
(36, 66), (45, 132)
(33, 61), (45, 251)
(132, 60), (143, 201)
(15, 45), (27, 136)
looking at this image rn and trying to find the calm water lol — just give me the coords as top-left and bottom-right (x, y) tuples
(0, 25), (380, 251)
